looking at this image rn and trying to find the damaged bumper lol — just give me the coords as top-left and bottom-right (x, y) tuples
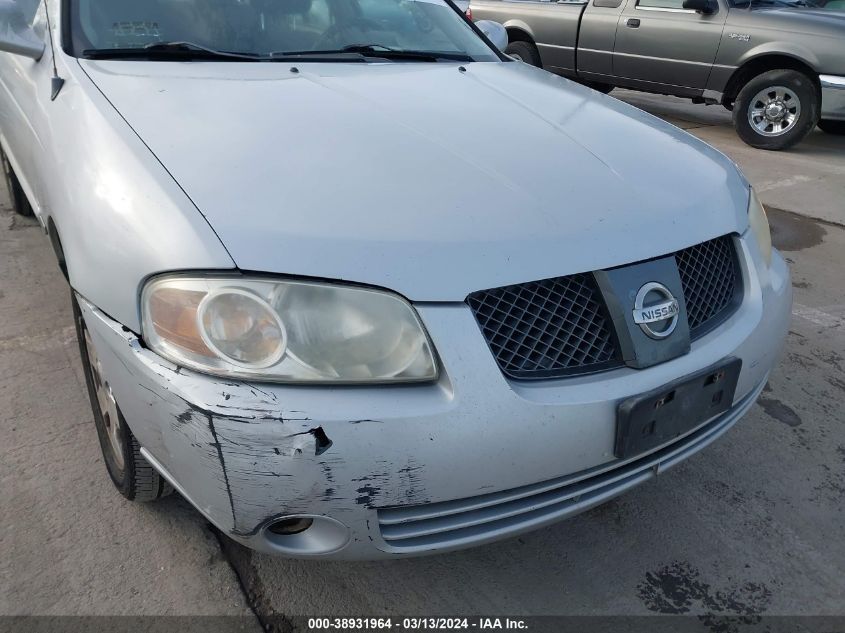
(77, 236), (791, 560)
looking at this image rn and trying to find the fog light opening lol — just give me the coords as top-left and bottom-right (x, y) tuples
(268, 517), (314, 535)
(261, 515), (350, 555)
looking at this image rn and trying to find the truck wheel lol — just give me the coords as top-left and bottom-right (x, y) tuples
(0, 146), (34, 217)
(733, 69), (819, 151)
(818, 119), (845, 135)
(72, 293), (173, 502)
(505, 41), (541, 67)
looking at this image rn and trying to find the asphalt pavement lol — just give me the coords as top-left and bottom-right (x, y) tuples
(1, 91), (843, 630)
(0, 200), (260, 627)
(614, 89), (845, 226)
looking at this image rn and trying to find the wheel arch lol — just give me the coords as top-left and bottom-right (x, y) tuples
(722, 52), (820, 107)
(503, 21), (536, 45)
(0, 136), (37, 216)
(47, 216), (69, 281)
(503, 24), (543, 66)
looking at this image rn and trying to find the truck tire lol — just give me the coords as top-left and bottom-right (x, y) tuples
(72, 292), (173, 502)
(818, 119), (845, 135)
(505, 41), (541, 67)
(733, 69), (819, 151)
(1, 146), (34, 217)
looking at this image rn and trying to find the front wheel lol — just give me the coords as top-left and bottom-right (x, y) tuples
(505, 40), (541, 67)
(72, 293), (172, 502)
(818, 119), (845, 135)
(732, 69), (819, 151)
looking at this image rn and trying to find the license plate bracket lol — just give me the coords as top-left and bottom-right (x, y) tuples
(614, 358), (742, 459)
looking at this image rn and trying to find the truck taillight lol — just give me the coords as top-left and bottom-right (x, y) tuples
(466, 7), (473, 20)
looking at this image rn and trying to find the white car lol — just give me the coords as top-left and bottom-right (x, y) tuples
(0, 0), (790, 559)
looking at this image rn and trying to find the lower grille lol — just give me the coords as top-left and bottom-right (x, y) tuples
(377, 379), (764, 552)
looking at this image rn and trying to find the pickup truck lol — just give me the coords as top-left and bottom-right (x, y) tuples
(469, 0), (845, 150)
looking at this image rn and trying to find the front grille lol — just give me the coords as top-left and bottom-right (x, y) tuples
(466, 273), (621, 380)
(675, 236), (741, 337)
(376, 379), (763, 553)
(467, 235), (742, 380)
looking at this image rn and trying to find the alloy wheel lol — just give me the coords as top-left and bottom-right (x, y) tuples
(747, 85), (801, 137)
(84, 329), (125, 471)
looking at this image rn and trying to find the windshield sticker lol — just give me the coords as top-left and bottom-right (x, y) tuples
(110, 21), (163, 45)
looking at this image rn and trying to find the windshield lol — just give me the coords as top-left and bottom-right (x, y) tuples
(69, 0), (499, 61)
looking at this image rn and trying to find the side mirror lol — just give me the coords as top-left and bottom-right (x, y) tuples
(682, 0), (718, 13)
(475, 20), (508, 53)
(0, 0), (45, 60)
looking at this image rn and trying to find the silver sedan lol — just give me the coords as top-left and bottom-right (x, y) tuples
(0, 0), (790, 558)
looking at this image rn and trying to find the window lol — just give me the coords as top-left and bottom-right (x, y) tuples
(637, 0), (687, 8)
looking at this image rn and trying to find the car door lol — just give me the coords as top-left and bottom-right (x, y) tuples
(612, 0), (728, 92)
(577, 0), (630, 80)
(0, 0), (51, 220)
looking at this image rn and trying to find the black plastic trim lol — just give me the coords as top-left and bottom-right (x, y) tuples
(682, 236), (744, 342)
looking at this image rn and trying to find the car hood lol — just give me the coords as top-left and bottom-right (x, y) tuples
(80, 60), (748, 302)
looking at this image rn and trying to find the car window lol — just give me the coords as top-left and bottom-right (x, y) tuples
(70, 0), (498, 60)
(637, 0), (686, 8)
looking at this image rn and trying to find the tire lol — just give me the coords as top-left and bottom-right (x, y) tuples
(505, 40), (541, 67)
(818, 119), (845, 135)
(72, 292), (173, 502)
(0, 146), (34, 217)
(732, 69), (819, 151)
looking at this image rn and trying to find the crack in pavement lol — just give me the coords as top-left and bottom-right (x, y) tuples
(210, 524), (295, 633)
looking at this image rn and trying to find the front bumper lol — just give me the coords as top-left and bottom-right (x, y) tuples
(820, 74), (845, 122)
(78, 233), (791, 560)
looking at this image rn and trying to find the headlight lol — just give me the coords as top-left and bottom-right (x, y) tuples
(141, 276), (438, 383)
(748, 188), (772, 267)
